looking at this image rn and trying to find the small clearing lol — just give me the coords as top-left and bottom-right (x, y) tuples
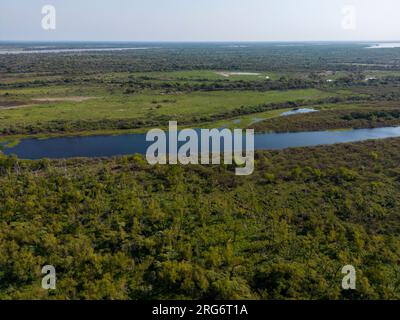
(216, 71), (261, 77)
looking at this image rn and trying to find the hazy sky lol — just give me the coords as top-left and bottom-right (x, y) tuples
(1, 0), (399, 42)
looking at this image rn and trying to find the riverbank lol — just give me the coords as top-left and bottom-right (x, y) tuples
(253, 104), (400, 133)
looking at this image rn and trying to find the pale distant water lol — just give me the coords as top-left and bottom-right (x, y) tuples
(0, 47), (158, 55)
(223, 45), (249, 48)
(2, 126), (400, 160)
(281, 108), (318, 116)
(366, 43), (400, 49)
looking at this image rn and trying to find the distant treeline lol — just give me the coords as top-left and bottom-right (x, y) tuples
(1, 43), (400, 75)
(2, 73), (400, 96)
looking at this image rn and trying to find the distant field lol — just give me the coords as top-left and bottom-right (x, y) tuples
(0, 70), (294, 86)
(129, 70), (285, 81)
(6, 69), (399, 87)
(8, 69), (400, 83)
(0, 65), (397, 136)
(0, 87), (339, 132)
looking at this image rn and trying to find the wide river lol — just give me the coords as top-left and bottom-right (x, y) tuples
(2, 126), (400, 160)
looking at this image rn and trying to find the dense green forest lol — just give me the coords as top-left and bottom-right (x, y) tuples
(1, 138), (400, 299)
(1, 43), (400, 74)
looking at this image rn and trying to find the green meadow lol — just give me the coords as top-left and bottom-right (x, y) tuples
(0, 87), (339, 132)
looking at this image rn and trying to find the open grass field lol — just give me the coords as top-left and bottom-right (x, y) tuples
(1, 64), (399, 138)
(0, 85), (344, 134)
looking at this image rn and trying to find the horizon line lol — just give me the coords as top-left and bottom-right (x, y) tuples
(1, 40), (400, 44)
